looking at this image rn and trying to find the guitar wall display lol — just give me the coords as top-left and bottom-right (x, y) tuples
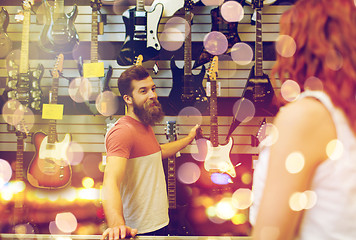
(83, 0), (113, 115)
(0, 7), (12, 59)
(39, 0), (79, 54)
(168, 0), (209, 115)
(197, 56), (236, 178)
(242, 0), (274, 108)
(116, 0), (163, 66)
(27, 54), (72, 189)
(4, 0), (44, 112)
(165, 121), (193, 236)
(193, 0), (245, 69)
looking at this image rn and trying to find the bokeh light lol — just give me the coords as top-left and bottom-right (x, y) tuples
(280, 80), (300, 102)
(325, 50), (343, 71)
(49, 221), (65, 235)
(2, 100), (25, 126)
(13, 223), (35, 235)
(304, 76), (323, 91)
(160, 17), (188, 52)
(201, 0), (224, 6)
(304, 190), (317, 209)
(55, 212), (78, 233)
(66, 141), (84, 165)
(82, 177), (95, 189)
(0, 159), (12, 188)
(191, 138), (207, 162)
(275, 35), (297, 58)
(326, 139), (344, 160)
(95, 91), (119, 116)
(289, 192), (307, 211)
(203, 31), (228, 56)
(177, 106), (203, 126)
(285, 151), (305, 174)
(6, 49), (20, 71)
(221, 1), (244, 22)
(68, 77), (92, 103)
(232, 98), (255, 123)
(215, 198), (236, 220)
(231, 213), (247, 225)
(210, 173), (232, 185)
(177, 162), (201, 184)
(232, 188), (253, 210)
(259, 123), (279, 147)
(241, 172), (252, 185)
(231, 42), (254, 65)
(164, 17), (190, 38)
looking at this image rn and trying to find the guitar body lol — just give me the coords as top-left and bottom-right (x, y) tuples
(169, 57), (208, 114)
(167, 206), (194, 236)
(0, 7), (12, 58)
(243, 65), (274, 108)
(193, 1), (244, 69)
(39, 0), (79, 54)
(204, 137), (236, 178)
(116, 3), (163, 66)
(27, 131), (72, 189)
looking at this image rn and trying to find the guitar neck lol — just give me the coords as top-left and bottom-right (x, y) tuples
(136, 0), (145, 11)
(16, 136), (25, 182)
(167, 156), (177, 209)
(255, 8), (263, 77)
(183, 8), (193, 95)
(19, 8), (30, 74)
(210, 80), (218, 147)
(54, 0), (65, 17)
(91, 9), (98, 63)
(48, 76), (59, 144)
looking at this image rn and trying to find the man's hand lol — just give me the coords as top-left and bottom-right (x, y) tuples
(101, 225), (138, 240)
(187, 124), (200, 143)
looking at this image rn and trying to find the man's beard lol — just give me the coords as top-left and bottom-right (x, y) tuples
(133, 99), (164, 126)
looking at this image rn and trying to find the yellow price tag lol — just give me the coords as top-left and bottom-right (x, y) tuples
(83, 62), (105, 78)
(42, 104), (64, 120)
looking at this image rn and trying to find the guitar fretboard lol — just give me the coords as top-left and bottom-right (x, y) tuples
(255, 8), (263, 77)
(91, 9), (98, 63)
(19, 9), (30, 74)
(48, 76), (59, 144)
(210, 80), (219, 147)
(183, 7), (193, 95)
(136, 0), (145, 11)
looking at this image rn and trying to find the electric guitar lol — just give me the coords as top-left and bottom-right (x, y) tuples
(199, 56), (236, 178)
(84, 0), (113, 115)
(4, 0), (44, 112)
(116, 0), (163, 66)
(27, 54), (72, 189)
(168, 0), (209, 115)
(242, 0), (274, 108)
(0, 7), (12, 58)
(165, 121), (193, 236)
(251, 117), (266, 147)
(39, 0), (79, 54)
(4, 122), (37, 234)
(193, 0), (245, 69)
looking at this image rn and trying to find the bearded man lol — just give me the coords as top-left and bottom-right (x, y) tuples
(101, 65), (199, 240)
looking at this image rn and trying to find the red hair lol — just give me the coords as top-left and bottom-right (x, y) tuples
(271, 0), (356, 134)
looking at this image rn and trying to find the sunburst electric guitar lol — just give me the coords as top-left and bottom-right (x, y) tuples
(27, 54), (72, 189)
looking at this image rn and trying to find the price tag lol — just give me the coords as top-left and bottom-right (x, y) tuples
(42, 104), (64, 120)
(83, 62), (105, 78)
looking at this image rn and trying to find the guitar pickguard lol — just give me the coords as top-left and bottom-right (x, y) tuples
(204, 137), (236, 178)
(117, 4), (163, 66)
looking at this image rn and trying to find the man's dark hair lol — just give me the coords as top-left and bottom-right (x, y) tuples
(117, 65), (150, 97)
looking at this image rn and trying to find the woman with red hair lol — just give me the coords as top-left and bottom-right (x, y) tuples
(250, 0), (356, 239)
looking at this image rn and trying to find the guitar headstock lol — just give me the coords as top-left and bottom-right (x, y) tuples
(184, 0), (197, 11)
(166, 121), (178, 143)
(22, 0), (33, 11)
(207, 56), (218, 81)
(252, 0), (263, 9)
(134, 55), (143, 66)
(51, 54), (64, 78)
(90, 0), (102, 11)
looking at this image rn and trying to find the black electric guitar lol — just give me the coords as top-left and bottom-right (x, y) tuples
(251, 117), (266, 147)
(199, 56), (236, 178)
(83, 0), (113, 115)
(39, 0), (79, 54)
(168, 0), (208, 115)
(165, 121), (193, 236)
(193, 0), (245, 69)
(27, 54), (72, 189)
(4, 0), (44, 112)
(242, 0), (274, 108)
(0, 7), (12, 58)
(116, 0), (163, 66)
